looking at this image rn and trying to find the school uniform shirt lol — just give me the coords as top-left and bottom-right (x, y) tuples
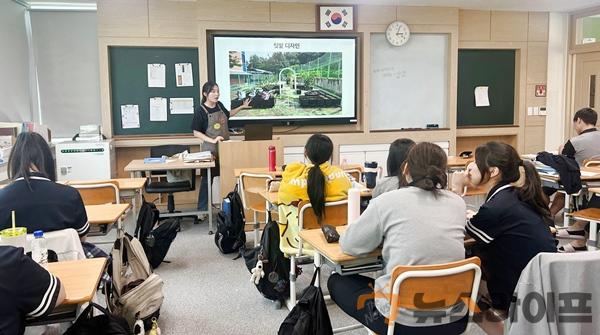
(0, 174), (89, 237)
(561, 128), (600, 166)
(190, 101), (230, 133)
(0, 246), (62, 335)
(466, 183), (556, 311)
(340, 187), (467, 327)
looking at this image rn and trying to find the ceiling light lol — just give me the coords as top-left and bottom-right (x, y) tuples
(27, 1), (97, 11)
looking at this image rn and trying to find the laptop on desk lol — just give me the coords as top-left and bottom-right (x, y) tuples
(244, 124), (273, 141)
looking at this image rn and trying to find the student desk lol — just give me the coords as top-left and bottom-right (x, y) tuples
(27, 258), (107, 327)
(447, 156), (472, 171)
(124, 159), (216, 234)
(538, 167), (600, 227)
(65, 178), (146, 215)
(85, 203), (130, 225)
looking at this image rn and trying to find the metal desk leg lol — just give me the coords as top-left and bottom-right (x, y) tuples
(563, 193), (571, 228)
(588, 220), (598, 251)
(207, 167), (213, 235)
(314, 252), (322, 287)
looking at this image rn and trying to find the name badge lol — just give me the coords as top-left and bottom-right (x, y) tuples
(213, 123), (221, 130)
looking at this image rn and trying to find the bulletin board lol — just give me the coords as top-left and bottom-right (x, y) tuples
(108, 46), (201, 136)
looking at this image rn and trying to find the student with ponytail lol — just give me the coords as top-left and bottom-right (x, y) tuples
(452, 141), (556, 313)
(329, 142), (469, 335)
(277, 134), (351, 251)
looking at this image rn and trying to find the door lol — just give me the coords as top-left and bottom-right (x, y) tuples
(573, 52), (600, 137)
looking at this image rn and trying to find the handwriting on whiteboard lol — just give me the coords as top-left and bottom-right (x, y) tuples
(372, 66), (406, 79)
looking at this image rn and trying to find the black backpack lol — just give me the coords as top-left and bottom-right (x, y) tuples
(135, 197), (180, 269)
(214, 185), (246, 254)
(278, 267), (333, 335)
(244, 213), (290, 301)
(64, 302), (131, 335)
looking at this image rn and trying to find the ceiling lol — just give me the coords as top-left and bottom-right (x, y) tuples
(18, 0), (600, 13)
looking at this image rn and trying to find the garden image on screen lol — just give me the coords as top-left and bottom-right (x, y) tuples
(213, 36), (356, 124)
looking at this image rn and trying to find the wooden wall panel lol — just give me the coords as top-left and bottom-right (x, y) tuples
(527, 42), (549, 84)
(490, 11), (528, 42)
(196, 0), (270, 22)
(528, 12), (549, 42)
(270, 3), (315, 24)
(149, 0), (198, 38)
(524, 126), (545, 153)
(456, 135), (517, 154)
(97, 0), (149, 37)
(459, 10), (490, 41)
(357, 5), (396, 25)
(396, 6), (458, 25)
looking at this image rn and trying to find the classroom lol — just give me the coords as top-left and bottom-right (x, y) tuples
(1, 0), (600, 334)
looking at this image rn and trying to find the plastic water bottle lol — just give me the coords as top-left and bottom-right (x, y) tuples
(32, 230), (48, 266)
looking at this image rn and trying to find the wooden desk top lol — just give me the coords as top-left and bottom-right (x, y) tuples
(588, 187), (600, 194)
(124, 159), (215, 172)
(234, 164), (363, 178)
(447, 156), (472, 168)
(299, 226), (381, 264)
(64, 178), (147, 190)
(47, 258), (107, 305)
(85, 203), (130, 225)
(539, 167), (600, 182)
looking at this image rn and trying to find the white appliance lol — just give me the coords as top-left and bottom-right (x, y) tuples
(55, 140), (115, 181)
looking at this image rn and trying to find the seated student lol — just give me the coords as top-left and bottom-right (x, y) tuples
(329, 142), (468, 335)
(549, 108), (600, 251)
(372, 138), (415, 198)
(0, 132), (102, 258)
(452, 141), (556, 313)
(0, 245), (66, 335)
(277, 134), (351, 251)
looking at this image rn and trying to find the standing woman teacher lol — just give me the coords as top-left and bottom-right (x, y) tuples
(191, 81), (251, 214)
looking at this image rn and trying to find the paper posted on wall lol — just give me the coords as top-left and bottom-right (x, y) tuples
(147, 64), (166, 88)
(170, 98), (194, 114)
(121, 105), (140, 129)
(175, 63), (193, 87)
(150, 97), (168, 121)
(474, 86), (490, 107)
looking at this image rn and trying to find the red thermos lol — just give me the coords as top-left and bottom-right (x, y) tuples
(268, 146), (276, 172)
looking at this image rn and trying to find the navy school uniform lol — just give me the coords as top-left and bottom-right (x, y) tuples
(0, 246), (62, 335)
(466, 183), (556, 311)
(0, 174), (89, 237)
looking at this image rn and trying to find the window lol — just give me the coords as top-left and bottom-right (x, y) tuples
(575, 14), (600, 45)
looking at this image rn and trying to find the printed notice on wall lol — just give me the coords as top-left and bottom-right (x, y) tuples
(121, 104), (140, 129)
(474, 86), (490, 107)
(150, 97), (168, 121)
(147, 64), (166, 88)
(175, 63), (193, 87)
(170, 97), (194, 114)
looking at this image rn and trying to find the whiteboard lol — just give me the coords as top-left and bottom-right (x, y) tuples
(370, 33), (449, 130)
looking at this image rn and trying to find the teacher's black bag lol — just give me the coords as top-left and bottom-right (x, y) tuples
(278, 267), (333, 335)
(64, 302), (131, 335)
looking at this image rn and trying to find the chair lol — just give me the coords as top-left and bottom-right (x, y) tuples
(72, 181), (121, 235)
(386, 257), (482, 335)
(239, 173), (274, 247)
(285, 200), (348, 307)
(144, 145), (198, 223)
(344, 169), (362, 183)
(583, 159), (600, 168)
(26, 228), (86, 261)
(570, 207), (600, 250)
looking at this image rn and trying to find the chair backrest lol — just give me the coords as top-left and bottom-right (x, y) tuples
(344, 169), (362, 183)
(72, 181), (120, 205)
(584, 159), (600, 168)
(387, 257), (482, 324)
(27, 228), (86, 261)
(150, 144), (190, 158)
(239, 173), (273, 212)
(298, 200), (348, 230)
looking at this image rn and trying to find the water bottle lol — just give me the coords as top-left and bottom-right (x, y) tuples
(364, 161), (379, 189)
(32, 230), (48, 266)
(268, 146), (276, 172)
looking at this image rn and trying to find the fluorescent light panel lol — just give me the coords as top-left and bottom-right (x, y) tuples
(27, 2), (96, 11)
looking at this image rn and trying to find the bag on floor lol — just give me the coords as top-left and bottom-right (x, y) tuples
(64, 302), (131, 335)
(135, 197), (180, 268)
(244, 213), (290, 301)
(278, 267), (333, 335)
(214, 184), (246, 254)
(107, 234), (164, 330)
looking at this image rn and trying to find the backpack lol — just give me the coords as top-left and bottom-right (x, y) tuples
(106, 234), (164, 330)
(64, 302), (131, 335)
(214, 185), (246, 254)
(135, 197), (180, 268)
(278, 267), (333, 335)
(243, 213), (290, 301)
